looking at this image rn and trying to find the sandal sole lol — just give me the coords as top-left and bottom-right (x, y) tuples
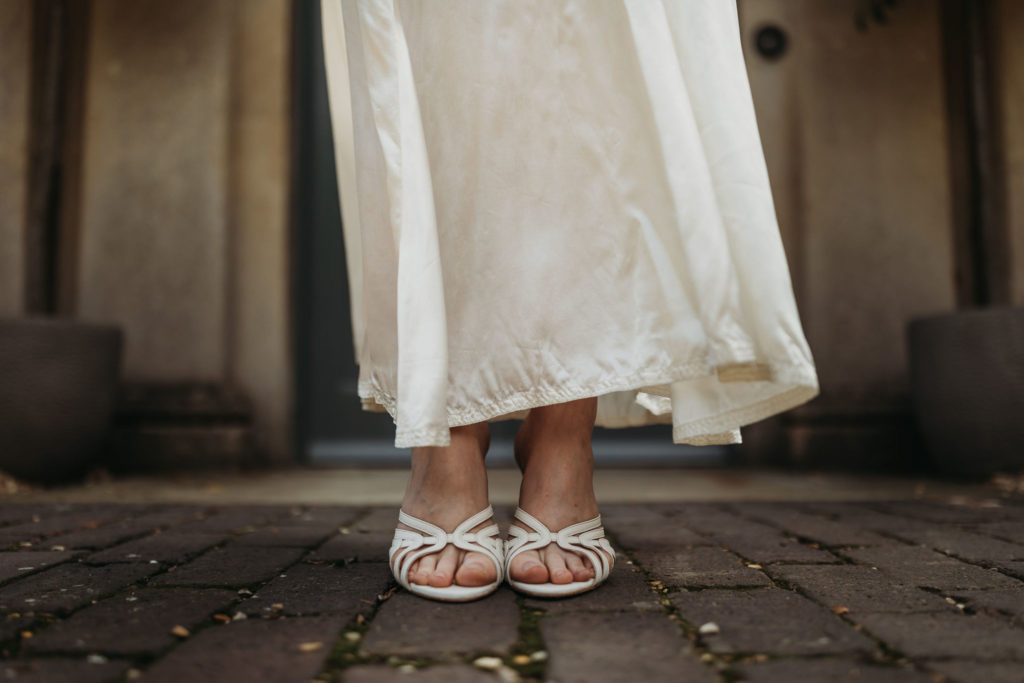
(506, 578), (604, 598)
(402, 581), (503, 602)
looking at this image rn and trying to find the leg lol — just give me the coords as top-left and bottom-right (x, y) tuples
(509, 396), (611, 584)
(399, 421), (498, 587)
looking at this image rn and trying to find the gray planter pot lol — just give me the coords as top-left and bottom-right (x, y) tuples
(907, 306), (1024, 478)
(0, 316), (123, 483)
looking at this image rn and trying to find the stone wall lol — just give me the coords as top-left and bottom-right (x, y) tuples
(0, 1), (31, 314)
(2, 0), (1023, 471)
(995, 0), (1024, 305)
(740, 0), (959, 469)
(0, 0), (294, 468)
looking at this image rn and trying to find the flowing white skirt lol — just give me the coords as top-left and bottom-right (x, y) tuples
(321, 0), (820, 448)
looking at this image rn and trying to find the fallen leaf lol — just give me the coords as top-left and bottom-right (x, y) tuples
(212, 614), (231, 623)
(831, 605), (849, 615)
(171, 625), (190, 638)
(298, 641), (323, 652)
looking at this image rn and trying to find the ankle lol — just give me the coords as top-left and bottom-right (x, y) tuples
(515, 426), (593, 471)
(517, 435), (594, 477)
(405, 457), (488, 500)
(404, 427), (491, 521)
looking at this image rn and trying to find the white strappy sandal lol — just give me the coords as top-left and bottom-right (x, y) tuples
(503, 507), (616, 598)
(389, 505), (504, 602)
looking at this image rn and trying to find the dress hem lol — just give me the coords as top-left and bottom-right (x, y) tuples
(358, 359), (819, 449)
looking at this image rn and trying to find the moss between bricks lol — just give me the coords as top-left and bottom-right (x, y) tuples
(313, 573), (398, 680)
(313, 585), (552, 680)
(502, 598), (547, 680)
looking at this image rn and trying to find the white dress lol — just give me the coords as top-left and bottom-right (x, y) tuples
(321, 0), (820, 448)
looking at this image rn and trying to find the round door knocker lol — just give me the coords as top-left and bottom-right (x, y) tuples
(754, 24), (788, 61)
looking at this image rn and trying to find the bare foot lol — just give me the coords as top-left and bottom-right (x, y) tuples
(508, 398), (612, 584)
(397, 422), (499, 588)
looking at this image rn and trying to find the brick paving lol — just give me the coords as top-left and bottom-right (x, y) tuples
(0, 499), (1022, 681)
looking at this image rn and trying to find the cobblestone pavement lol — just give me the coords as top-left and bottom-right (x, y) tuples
(0, 499), (1023, 682)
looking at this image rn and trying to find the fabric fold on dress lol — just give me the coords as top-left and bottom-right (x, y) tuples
(322, 0), (821, 449)
(333, 0), (452, 446)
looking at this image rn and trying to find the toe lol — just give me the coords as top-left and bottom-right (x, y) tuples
(455, 550), (496, 587)
(564, 551), (592, 582)
(544, 547), (573, 585)
(404, 559), (419, 584)
(429, 545), (458, 587)
(510, 549), (549, 584)
(412, 555), (435, 585)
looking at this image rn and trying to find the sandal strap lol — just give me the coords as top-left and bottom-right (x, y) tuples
(504, 507), (615, 583)
(389, 505), (504, 588)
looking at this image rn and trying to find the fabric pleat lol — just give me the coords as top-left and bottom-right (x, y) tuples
(321, 0), (821, 449)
